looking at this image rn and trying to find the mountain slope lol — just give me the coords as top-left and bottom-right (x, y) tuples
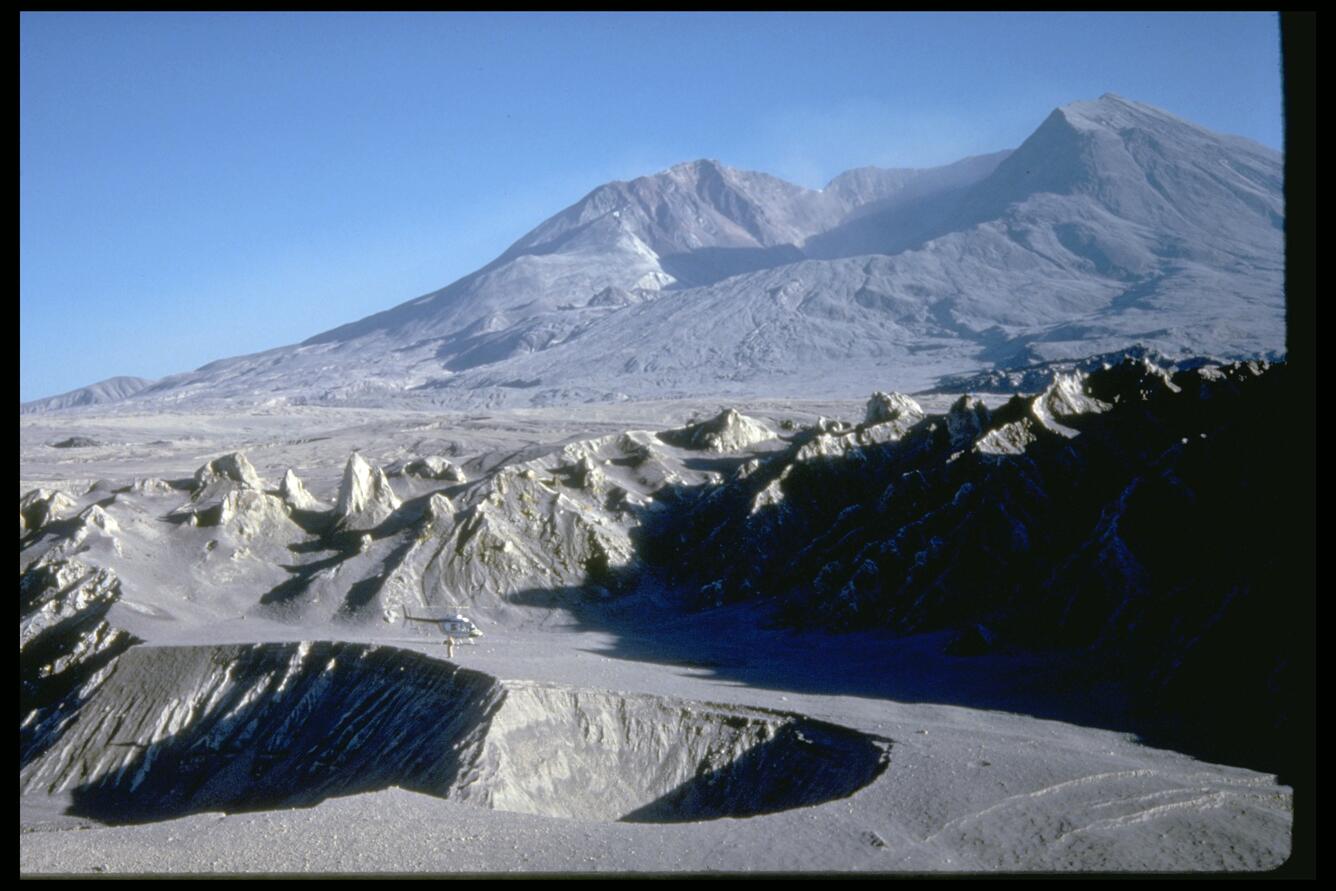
(407, 97), (1282, 403)
(20, 377), (156, 415)
(23, 95), (1284, 413)
(301, 155), (1002, 352)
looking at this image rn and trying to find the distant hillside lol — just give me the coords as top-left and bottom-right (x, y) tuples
(21, 377), (155, 415)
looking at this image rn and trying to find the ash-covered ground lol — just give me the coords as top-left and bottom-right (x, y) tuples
(20, 359), (1300, 874)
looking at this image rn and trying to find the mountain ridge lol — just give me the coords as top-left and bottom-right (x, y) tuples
(21, 94), (1284, 413)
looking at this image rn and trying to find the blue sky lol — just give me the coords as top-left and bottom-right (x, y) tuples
(20, 12), (1284, 402)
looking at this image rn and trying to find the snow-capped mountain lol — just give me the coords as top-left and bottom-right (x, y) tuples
(22, 94), (1284, 413)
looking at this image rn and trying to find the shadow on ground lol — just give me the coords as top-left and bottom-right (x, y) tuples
(510, 362), (1309, 784)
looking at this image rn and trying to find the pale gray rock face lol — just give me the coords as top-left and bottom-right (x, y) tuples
(657, 409), (776, 453)
(20, 559), (140, 771)
(20, 489), (78, 535)
(171, 453), (295, 534)
(424, 492), (456, 525)
(20, 560), (123, 652)
(279, 468), (320, 511)
(207, 490), (292, 534)
(401, 456), (466, 483)
(973, 373), (1109, 454)
(973, 418), (1042, 456)
(21, 502), (124, 570)
(385, 438), (643, 614)
(19, 640), (888, 826)
(1028, 373), (1111, 437)
(193, 453), (264, 494)
(334, 453), (402, 531)
(865, 392), (923, 426)
(129, 478), (175, 496)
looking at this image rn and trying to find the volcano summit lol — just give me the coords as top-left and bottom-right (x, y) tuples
(23, 95), (1283, 415)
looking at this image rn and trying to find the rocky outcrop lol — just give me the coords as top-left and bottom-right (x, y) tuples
(645, 360), (1276, 631)
(944, 396), (991, 449)
(658, 408), (775, 453)
(192, 452), (265, 493)
(932, 345), (1189, 394)
(20, 489), (78, 535)
(25, 503), (124, 567)
(400, 456), (467, 483)
(333, 453), (402, 532)
(972, 374), (1110, 455)
(634, 358), (1298, 772)
(20, 642), (887, 825)
(51, 436), (101, 449)
(1029, 373), (1110, 436)
(279, 468), (321, 511)
(205, 490), (294, 535)
(389, 452), (635, 614)
(586, 285), (648, 307)
(357, 429), (706, 621)
(20, 560), (140, 768)
(865, 391), (922, 426)
(173, 452), (293, 534)
(129, 477), (176, 496)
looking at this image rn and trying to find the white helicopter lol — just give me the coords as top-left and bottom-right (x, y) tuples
(403, 612), (484, 640)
